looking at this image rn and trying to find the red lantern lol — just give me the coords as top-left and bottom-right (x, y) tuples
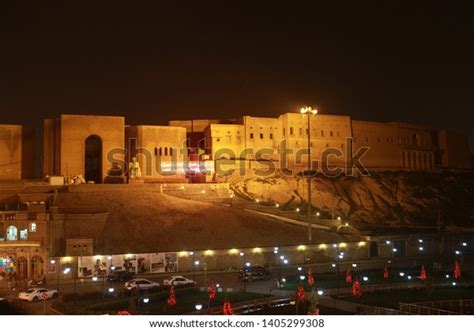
(383, 267), (389, 280)
(209, 281), (216, 301)
(351, 280), (362, 298)
(307, 268), (315, 287)
(297, 285), (307, 303)
(167, 286), (177, 307)
(454, 261), (462, 279)
(420, 265), (427, 281)
(345, 269), (353, 284)
(223, 300), (234, 315)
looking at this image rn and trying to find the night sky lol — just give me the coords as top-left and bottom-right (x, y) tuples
(1, 2), (473, 152)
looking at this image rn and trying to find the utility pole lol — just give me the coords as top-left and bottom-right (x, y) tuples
(301, 106), (318, 243)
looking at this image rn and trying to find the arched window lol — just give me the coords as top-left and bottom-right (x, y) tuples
(290, 127), (294, 135)
(164, 147), (168, 156)
(154, 147), (158, 156)
(159, 147), (162, 156)
(170, 147), (173, 156)
(321, 130), (324, 137)
(6, 226), (17, 241)
(30, 223), (37, 232)
(330, 131), (333, 137)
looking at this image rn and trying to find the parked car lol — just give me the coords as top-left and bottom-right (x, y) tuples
(107, 270), (133, 282)
(239, 266), (271, 282)
(162, 276), (196, 287)
(18, 288), (58, 302)
(124, 279), (161, 293)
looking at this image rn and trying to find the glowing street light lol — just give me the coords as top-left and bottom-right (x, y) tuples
(399, 272), (405, 277)
(143, 298), (150, 304)
(299, 275), (306, 281)
(455, 250), (461, 255)
(352, 263), (357, 268)
(50, 260), (56, 264)
(407, 275), (412, 280)
(392, 248), (398, 253)
(296, 208), (300, 212)
(275, 203), (279, 208)
(281, 278), (286, 283)
(108, 288), (115, 293)
(239, 252), (244, 257)
(297, 267), (303, 272)
(92, 276), (98, 282)
(317, 290), (324, 296)
(195, 304), (203, 311)
(283, 259), (288, 264)
(194, 260), (200, 266)
(331, 263), (336, 268)
(462, 242), (467, 247)
(445, 274), (450, 279)
(280, 255), (285, 260)
(362, 276), (369, 282)
(245, 262), (251, 267)
(385, 240), (391, 244)
(452, 282), (457, 286)
(419, 247), (424, 251)
(418, 239), (423, 243)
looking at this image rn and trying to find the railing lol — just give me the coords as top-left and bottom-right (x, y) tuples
(399, 302), (458, 315)
(191, 297), (292, 315)
(360, 307), (413, 315)
(405, 299), (474, 314)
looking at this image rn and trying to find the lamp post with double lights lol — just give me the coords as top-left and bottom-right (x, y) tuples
(300, 106), (318, 243)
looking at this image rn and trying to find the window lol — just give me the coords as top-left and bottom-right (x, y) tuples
(30, 223), (37, 232)
(20, 228), (28, 240)
(6, 226), (17, 241)
(321, 130), (324, 137)
(330, 131), (333, 137)
(216, 138), (221, 142)
(283, 128), (286, 136)
(299, 128), (303, 135)
(290, 127), (294, 135)
(365, 137), (369, 143)
(170, 148), (173, 156)
(154, 147), (158, 156)
(337, 132), (340, 137)
(250, 133), (254, 139)
(159, 147), (162, 156)
(259, 133), (263, 139)
(164, 147), (168, 156)
(269, 133), (273, 139)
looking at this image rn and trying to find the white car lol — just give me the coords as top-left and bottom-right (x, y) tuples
(163, 276), (196, 287)
(124, 279), (160, 292)
(18, 288), (58, 302)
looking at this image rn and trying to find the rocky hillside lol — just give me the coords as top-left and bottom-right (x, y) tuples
(231, 171), (474, 227)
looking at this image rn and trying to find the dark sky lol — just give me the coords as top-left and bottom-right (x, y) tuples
(1, 2), (473, 152)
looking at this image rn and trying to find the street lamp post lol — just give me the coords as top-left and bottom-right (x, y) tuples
(300, 106), (318, 243)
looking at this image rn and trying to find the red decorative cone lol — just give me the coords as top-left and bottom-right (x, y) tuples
(351, 280), (362, 298)
(420, 265), (427, 281)
(383, 267), (389, 280)
(167, 286), (177, 307)
(209, 281), (216, 301)
(454, 261), (462, 279)
(307, 268), (315, 287)
(223, 300), (234, 315)
(345, 269), (353, 284)
(297, 285), (307, 303)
